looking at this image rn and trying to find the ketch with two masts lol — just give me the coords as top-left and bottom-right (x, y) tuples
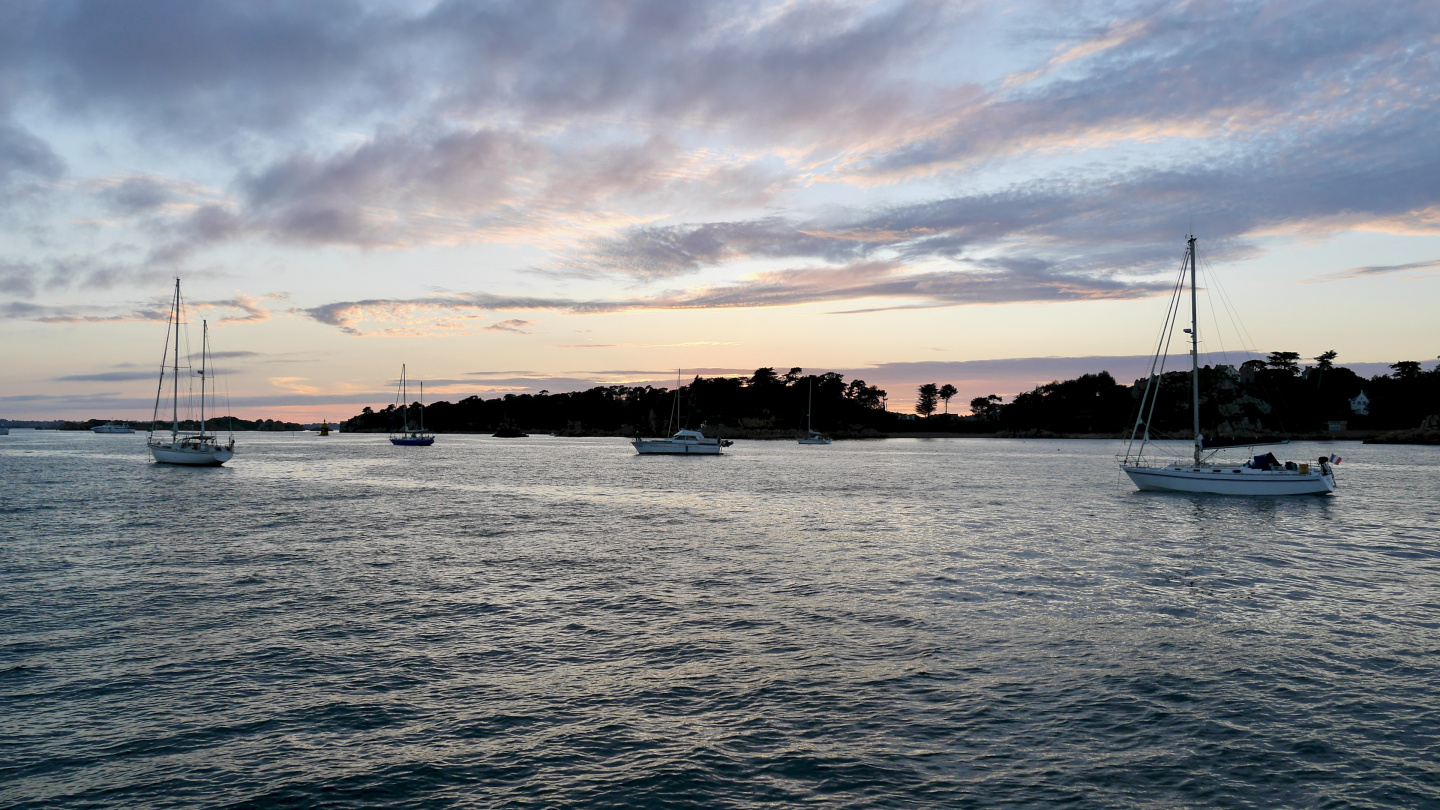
(1118, 236), (1334, 495)
(148, 278), (235, 466)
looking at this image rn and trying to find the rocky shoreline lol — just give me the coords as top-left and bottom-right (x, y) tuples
(1363, 415), (1440, 445)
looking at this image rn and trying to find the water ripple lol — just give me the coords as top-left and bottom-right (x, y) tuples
(2, 432), (1438, 807)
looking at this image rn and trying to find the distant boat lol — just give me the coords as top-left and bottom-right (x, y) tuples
(147, 278), (236, 466)
(633, 370), (732, 455)
(318, 420), (330, 436)
(797, 378), (832, 445)
(0, 426), (8, 435)
(389, 365), (434, 446)
(93, 422), (134, 434)
(1118, 236), (1334, 495)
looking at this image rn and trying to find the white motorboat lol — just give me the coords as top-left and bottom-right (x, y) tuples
(796, 378), (832, 445)
(147, 279), (235, 466)
(633, 370), (731, 455)
(1119, 236), (1334, 495)
(633, 429), (731, 455)
(93, 422), (134, 434)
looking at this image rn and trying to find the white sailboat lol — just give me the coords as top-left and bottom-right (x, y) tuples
(1119, 236), (1334, 495)
(633, 371), (732, 455)
(796, 377), (832, 445)
(389, 365), (434, 446)
(148, 279), (235, 466)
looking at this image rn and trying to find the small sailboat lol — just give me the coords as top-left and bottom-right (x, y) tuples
(633, 371), (731, 455)
(389, 365), (434, 446)
(796, 378), (832, 445)
(1119, 236), (1334, 495)
(147, 279), (235, 466)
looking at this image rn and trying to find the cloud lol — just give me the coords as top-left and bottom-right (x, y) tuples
(0, 299), (171, 323)
(483, 318), (533, 334)
(1307, 257), (1440, 282)
(52, 370), (158, 382)
(268, 376), (320, 395)
(0, 122), (64, 195)
(1, 293), (283, 324)
(4, 0), (1440, 358)
(295, 257), (1167, 335)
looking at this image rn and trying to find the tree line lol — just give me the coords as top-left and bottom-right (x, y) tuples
(344, 368), (897, 436)
(942, 350), (1439, 435)
(342, 352), (1438, 437)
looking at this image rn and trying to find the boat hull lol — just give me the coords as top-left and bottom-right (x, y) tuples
(93, 425), (134, 434)
(390, 437), (435, 446)
(632, 439), (723, 455)
(797, 437), (832, 445)
(149, 443), (234, 466)
(1123, 464), (1334, 495)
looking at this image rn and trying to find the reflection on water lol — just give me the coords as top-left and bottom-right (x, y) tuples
(2, 431), (1438, 807)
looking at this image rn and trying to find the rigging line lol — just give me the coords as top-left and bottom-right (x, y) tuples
(1126, 250), (1188, 444)
(1126, 249), (1189, 459)
(1142, 282), (1182, 457)
(1200, 248), (1296, 436)
(1126, 268), (1185, 457)
(1196, 253), (1231, 369)
(1141, 245), (1195, 461)
(151, 288), (176, 435)
(1203, 248), (1261, 363)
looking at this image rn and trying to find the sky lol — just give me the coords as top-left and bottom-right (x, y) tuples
(2, 0), (1438, 421)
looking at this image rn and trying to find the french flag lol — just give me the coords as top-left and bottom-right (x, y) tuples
(1329, 454), (1342, 464)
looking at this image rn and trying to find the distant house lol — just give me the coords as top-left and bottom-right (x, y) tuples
(1349, 391), (1370, 416)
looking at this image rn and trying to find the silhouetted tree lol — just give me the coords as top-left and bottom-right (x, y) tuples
(970, 394), (1002, 420)
(938, 384), (958, 414)
(916, 383), (939, 417)
(1313, 349), (1338, 388)
(1390, 361), (1422, 380)
(1267, 351), (1301, 375)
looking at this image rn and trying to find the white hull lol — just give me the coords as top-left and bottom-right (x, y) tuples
(797, 436), (832, 445)
(149, 442), (234, 466)
(1123, 464), (1334, 495)
(93, 424), (134, 434)
(632, 439), (724, 455)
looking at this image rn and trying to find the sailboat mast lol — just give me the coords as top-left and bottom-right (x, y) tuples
(1188, 235), (1201, 464)
(199, 319), (207, 437)
(419, 381), (425, 432)
(807, 378), (813, 432)
(401, 364), (408, 433)
(667, 369), (679, 435)
(172, 278), (181, 440)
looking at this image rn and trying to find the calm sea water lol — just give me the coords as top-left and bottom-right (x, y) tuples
(2, 430), (1438, 807)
